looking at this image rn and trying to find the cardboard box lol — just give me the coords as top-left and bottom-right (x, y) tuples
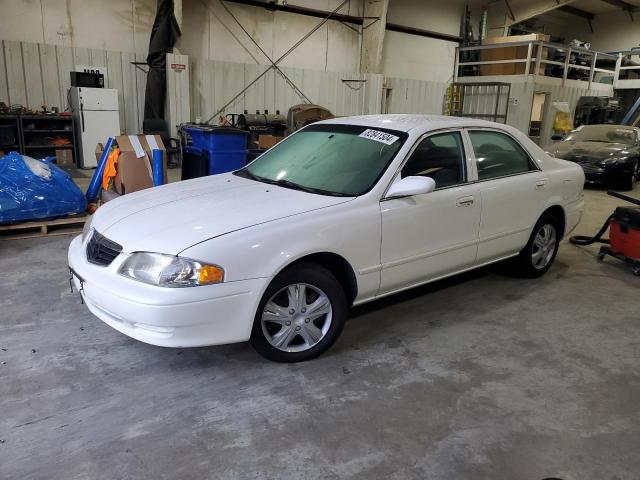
(55, 148), (74, 166)
(479, 34), (550, 76)
(106, 135), (168, 196)
(138, 134), (168, 185)
(257, 135), (282, 149)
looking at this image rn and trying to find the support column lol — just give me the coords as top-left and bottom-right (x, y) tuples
(360, 0), (389, 74)
(174, 0), (183, 31)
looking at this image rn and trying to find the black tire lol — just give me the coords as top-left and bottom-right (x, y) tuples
(619, 173), (635, 192)
(511, 213), (561, 278)
(250, 263), (347, 362)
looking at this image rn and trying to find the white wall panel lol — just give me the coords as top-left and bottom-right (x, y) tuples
(166, 54), (191, 137)
(4, 40), (27, 107)
(0, 40), (8, 103)
(40, 43), (62, 109)
(385, 77), (448, 115)
(190, 57), (386, 121)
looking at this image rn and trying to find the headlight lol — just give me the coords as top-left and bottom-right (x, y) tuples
(596, 158), (623, 167)
(82, 215), (94, 242)
(118, 252), (224, 287)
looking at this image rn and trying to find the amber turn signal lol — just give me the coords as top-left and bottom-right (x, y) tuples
(198, 265), (224, 284)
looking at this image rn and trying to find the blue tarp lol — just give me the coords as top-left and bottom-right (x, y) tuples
(0, 152), (86, 223)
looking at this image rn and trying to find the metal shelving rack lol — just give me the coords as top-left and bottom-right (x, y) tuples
(20, 115), (77, 162)
(1, 114), (78, 163)
(0, 115), (22, 155)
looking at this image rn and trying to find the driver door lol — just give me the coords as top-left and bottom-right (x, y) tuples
(379, 130), (481, 294)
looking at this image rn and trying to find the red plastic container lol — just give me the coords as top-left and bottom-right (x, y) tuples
(609, 206), (640, 260)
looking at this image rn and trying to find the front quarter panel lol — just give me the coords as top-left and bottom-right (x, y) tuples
(179, 197), (382, 303)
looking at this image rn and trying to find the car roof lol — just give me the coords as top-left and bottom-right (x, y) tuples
(316, 114), (504, 134)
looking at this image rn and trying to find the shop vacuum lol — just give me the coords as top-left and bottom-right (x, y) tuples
(570, 190), (640, 276)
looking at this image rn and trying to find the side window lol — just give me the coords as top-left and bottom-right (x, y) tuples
(401, 131), (466, 189)
(468, 130), (533, 181)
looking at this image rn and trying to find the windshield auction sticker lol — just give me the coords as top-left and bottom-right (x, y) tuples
(359, 129), (400, 145)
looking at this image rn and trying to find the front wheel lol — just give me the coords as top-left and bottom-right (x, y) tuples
(618, 173), (635, 192)
(511, 214), (561, 278)
(250, 264), (347, 362)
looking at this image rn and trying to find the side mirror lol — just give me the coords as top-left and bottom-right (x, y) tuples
(385, 176), (436, 199)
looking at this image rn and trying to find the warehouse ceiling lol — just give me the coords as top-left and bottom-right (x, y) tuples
(570, 0), (640, 14)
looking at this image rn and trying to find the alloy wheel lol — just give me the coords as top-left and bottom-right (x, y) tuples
(261, 283), (333, 352)
(532, 224), (557, 269)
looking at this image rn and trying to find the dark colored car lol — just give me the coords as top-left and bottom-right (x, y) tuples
(546, 125), (640, 191)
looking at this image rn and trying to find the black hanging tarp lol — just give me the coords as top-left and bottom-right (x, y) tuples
(143, 0), (181, 122)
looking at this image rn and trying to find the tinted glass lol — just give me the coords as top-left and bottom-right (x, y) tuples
(241, 124), (406, 196)
(469, 130), (532, 180)
(401, 131), (466, 188)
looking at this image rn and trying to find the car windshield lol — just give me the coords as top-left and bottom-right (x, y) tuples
(234, 124), (407, 196)
(565, 126), (637, 145)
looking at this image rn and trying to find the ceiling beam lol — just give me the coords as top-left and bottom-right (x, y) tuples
(222, 0), (462, 42)
(599, 0), (636, 20)
(599, 0), (638, 12)
(558, 5), (595, 20)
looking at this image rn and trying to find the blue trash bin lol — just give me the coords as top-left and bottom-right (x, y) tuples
(183, 126), (249, 175)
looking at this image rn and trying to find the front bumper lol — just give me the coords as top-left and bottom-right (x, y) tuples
(577, 162), (633, 185)
(68, 235), (269, 347)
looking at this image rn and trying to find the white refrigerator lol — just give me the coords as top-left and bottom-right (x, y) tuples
(70, 87), (121, 168)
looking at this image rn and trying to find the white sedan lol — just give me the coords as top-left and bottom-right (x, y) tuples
(68, 115), (584, 362)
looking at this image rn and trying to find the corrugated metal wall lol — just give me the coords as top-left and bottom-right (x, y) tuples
(166, 53), (191, 137)
(0, 39), (146, 134)
(190, 58), (385, 120)
(0, 38), (462, 135)
(2, 38), (615, 146)
(384, 77), (447, 115)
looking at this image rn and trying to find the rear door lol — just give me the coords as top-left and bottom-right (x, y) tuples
(465, 128), (548, 262)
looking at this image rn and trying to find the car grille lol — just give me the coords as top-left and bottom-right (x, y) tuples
(86, 231), (123, 266)
(577, 161), (604, 174)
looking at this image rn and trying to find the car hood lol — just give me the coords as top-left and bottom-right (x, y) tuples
(92, 173), (353, 254)
(551, 141), (634, 163)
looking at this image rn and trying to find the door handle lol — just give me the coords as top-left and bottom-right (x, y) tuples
(456, 196), (474, 207)
(535, 179), (548, 189)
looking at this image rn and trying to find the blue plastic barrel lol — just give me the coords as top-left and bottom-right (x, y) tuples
(183, 126), (248, 175)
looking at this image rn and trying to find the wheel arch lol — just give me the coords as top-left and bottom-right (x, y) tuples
(275, 252), (358, 305)
(541, 204), (566, 237)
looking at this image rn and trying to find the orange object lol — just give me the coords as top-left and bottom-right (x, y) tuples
(101, 147), (120, 191)
(198, 265), (225, 284)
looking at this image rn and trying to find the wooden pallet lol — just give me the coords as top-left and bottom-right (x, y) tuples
(0, 215), (87, 240)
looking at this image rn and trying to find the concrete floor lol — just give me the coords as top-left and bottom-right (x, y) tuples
(1, 184), (639, 480)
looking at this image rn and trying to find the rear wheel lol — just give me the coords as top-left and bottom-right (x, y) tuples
(250, 264), (347, 362)
(512, 214), (561, 278)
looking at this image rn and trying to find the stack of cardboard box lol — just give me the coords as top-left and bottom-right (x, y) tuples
(479, 34), (550, 76)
